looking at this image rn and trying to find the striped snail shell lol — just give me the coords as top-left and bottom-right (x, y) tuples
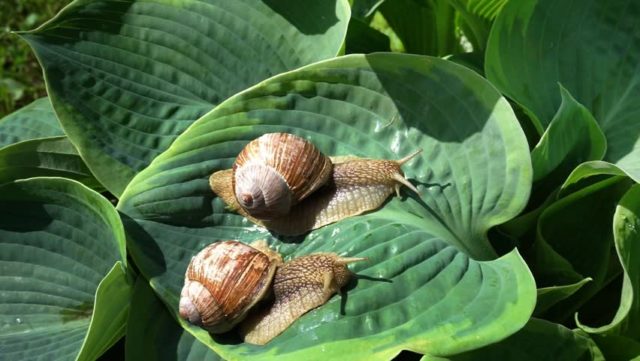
(178, 240), (282, 333)
(232, 133), (333, 220)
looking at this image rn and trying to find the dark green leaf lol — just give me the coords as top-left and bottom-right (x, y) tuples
(535, 278), (592, 316)
(126, 278), (222, 361)
(578, 184), (640, 339)
(22, 0), (350, 196)
(533, 176), (632, 323)
(379, 0), (460, 56)
(592, 334), (640, 361)
(0, 97), (62, 148)
(345, 18), (391, 54)
(486, 0), (640, 181)
(0, 177), (129, 360)
(0, 136), (101, 189)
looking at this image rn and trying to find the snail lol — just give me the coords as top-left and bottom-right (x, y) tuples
(179, 240), (364, 344)
(210, 133), (421, 235)
(179, 240), (283, 333)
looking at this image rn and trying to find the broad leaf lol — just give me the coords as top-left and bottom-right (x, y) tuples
(592, 334), (640, 361)
(435, 318), (605, 361)
(535, 278), (592, 316)
(126, 278), (222, 361)
(379, 0), (460, 56)
(344, 18), (391, 54)
(533, 176), (632, 323)
(118, 53), (535, 359)
(531, 87), (605, 184)
(0, 136), (101, 189)
(446, 0), (506, 51)
(486, 0), (640, 181)
(22, 0), (350, 196)
(578, 184), (640, 339)
(0, 97), (62, 148)
(561, 161), (628, 197)
(0, 178), (129, 360)
(451, 0), (506, 19)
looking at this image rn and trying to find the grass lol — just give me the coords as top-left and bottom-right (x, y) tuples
(1, 0), (68, 117)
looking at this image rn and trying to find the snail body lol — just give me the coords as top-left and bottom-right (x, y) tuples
(241, 253), (363, 345)
(179, 240), (364, 344)
(210, 133), (420, 235)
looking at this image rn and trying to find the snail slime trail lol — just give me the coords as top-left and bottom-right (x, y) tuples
(179, 240), (365, 344)
(210, 133), (422, 235)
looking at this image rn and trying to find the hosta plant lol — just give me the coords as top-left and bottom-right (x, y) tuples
(1, 0), (639, 360)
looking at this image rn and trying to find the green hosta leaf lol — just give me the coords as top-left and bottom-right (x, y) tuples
(75, 264), (130, 361)
(533, 176), (632, 323)
(0, 136), (101, 189)
(445, 52), (484, 76)
(535, 278), (592, 316)
(445, 0), (507, 51)
(436, 318), (605, 361)
(118, 53), (535, 359)
(455, 0), (506, 19)
(126, 278), (222, 361)
(351, 0), (385, 19)
(561, 161), (628, 197)
(379, 0), (460, 56)
(344, 18), (391, 54)
(0, 97), (62, 148)
(578, 184), (640, 339)
(531, 87), (606, 184)
(592, 334), (640, 361)
(486, 0), (640, 181)
(0, 177), (129, 360)
(22, 0), (350, 196)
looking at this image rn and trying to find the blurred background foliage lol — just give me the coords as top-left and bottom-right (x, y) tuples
(0, 0), (67, 117)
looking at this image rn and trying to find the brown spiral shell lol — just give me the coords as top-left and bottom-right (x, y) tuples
(178, 240), (282, 333)
(232, 133), (333, 219)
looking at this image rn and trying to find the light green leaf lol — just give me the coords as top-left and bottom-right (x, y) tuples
(126, 278), (222, 361)
(561, 161), (628, 197)
(22, 0), (351, 196)
(118, 53), (535, 359)
(531, 86), (606, 184)
(486, 0), (640, 181)
(0, 136), (101, 190)
(438, 318), (605, 361)
(0, 177), (129, 360)
(578, 184), (640, 339)
(0, 97), (62, 148)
